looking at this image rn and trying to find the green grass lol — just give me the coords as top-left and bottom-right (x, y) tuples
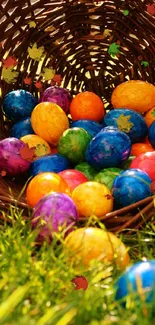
(0, 206), (154, 325)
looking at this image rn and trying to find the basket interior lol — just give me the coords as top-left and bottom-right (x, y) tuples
(0, 0), (155, 211)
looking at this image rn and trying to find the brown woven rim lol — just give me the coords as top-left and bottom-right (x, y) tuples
(0, 0), (155, 232)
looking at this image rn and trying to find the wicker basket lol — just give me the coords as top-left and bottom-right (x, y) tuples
(0, 0), (155, 233)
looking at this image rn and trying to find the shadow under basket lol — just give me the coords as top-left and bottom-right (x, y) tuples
(0, 0), (155, 234)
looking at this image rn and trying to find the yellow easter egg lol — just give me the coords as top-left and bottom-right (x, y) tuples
(31, 102), (69, 145)
(64, 227), (130, 269)
(20, 134), (51, 159)
(72, 181), (113, 218)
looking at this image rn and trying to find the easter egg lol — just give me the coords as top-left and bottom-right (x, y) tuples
(148, 121), (155, 148)
(41, 86), (72, 114)
(72, 181), (113, 218)
(10, 117), (34, 139)
(58, 128), (91, 164)
(94, 167), (123, 190)
(111, 80), (155, 113)
(3, 90), (37, 121)
(20, 134), (51, 159)
(32, 192), (78, 241)
(115, 261), (155, 306)
(131, 143), (154, 156)
(144, 106), (155, 127)
(31, 102), (69, 145)
(130, 152), (155, 181)
(26, 172), (71, 207)
(70, 91), (105, 122)
(112, 169), (152, 208)
(64, 227), (130, 269)
(85, 128), (131, 169)
(75, 162), (98, 180)
(0, 138), (31, 176)
(29, 154), (70, 177)
(71, 120), (103, 138)
(58, 169), (88, 192)
(103, 108), (148, 143)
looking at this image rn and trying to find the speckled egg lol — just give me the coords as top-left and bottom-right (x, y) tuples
(103, 108), (148, 143)
(112, 168), (152, 207)
(0, 137), (31, 175)
(29, 154), (70, 177)
(41, 86), (72, 114)
(10, 117), (34, 139)
(32, 192), (78, 241)
(3, 90), (37, 121)
(85, 128), (131, 169)
(94, 167), (123, 190)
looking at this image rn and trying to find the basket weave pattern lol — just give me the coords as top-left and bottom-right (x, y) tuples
(0, 0), (155, 232)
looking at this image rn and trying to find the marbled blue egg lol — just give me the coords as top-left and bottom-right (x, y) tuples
(71, 120), (103, 138)
(3, 90), (38, 121)
(112, 168), (152, 207)
(29, 154), (70, 177)
(10, 117), (34, 139)
(103, 108), (148, 143)
(115, 261), (155, 306)
(85, 129), (131, 169)
(148, 121), (155, 148)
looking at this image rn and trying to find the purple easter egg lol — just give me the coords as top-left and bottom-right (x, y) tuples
(32, 192), (78, 241)
(0, 137), (31, 176)
(41, 86), (72, 114)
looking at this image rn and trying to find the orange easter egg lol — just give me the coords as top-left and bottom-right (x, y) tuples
(111, 80), (155, 113)
(70, 91), (105, 122)
(31, 102), (69, 145)
(144, 106), (155, 127)
(26, 172), (71, 207)
(72, 181), (113, 218)
(20, 134), (51, 159)
(64, 227), (130, 269)
(131, 143), (154, 157)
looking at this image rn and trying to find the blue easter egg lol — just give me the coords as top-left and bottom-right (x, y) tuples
(29, 154), (70, 177)
(103, 108), (148, 143)
(71, 120), (103, 138)
(85, 129), (131, 169)
(148, 121), (155, 148)
(10, 117), (34, 139)
(112, 168), (152, 207)
(3, 90), (38, 121)
(115, 261), (155, 306)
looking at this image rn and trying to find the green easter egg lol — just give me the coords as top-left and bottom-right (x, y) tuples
(94, 167), (123, 190)
(58, 127), (91, 165)
(75, 162), (98, 180)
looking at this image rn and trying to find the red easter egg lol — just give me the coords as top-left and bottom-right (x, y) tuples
(58, 169), (88, 191)
(131, 143), (154, 156)
(130, 152), (155, 181)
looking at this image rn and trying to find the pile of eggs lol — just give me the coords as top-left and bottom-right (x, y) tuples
(1, 81), (155, 305)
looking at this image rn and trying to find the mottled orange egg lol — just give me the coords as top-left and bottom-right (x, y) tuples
(26, 172), (71, 207)
(64, 227), (130, 269)
(72, 181), (113, 218)
(31, 102), (69, 145)
(131, 143), (154, 156)
(144, 106), (155, 127)
(20, 134), (51, 159)
(70, 91), (105, 122)
(111, 80), (155, 113)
